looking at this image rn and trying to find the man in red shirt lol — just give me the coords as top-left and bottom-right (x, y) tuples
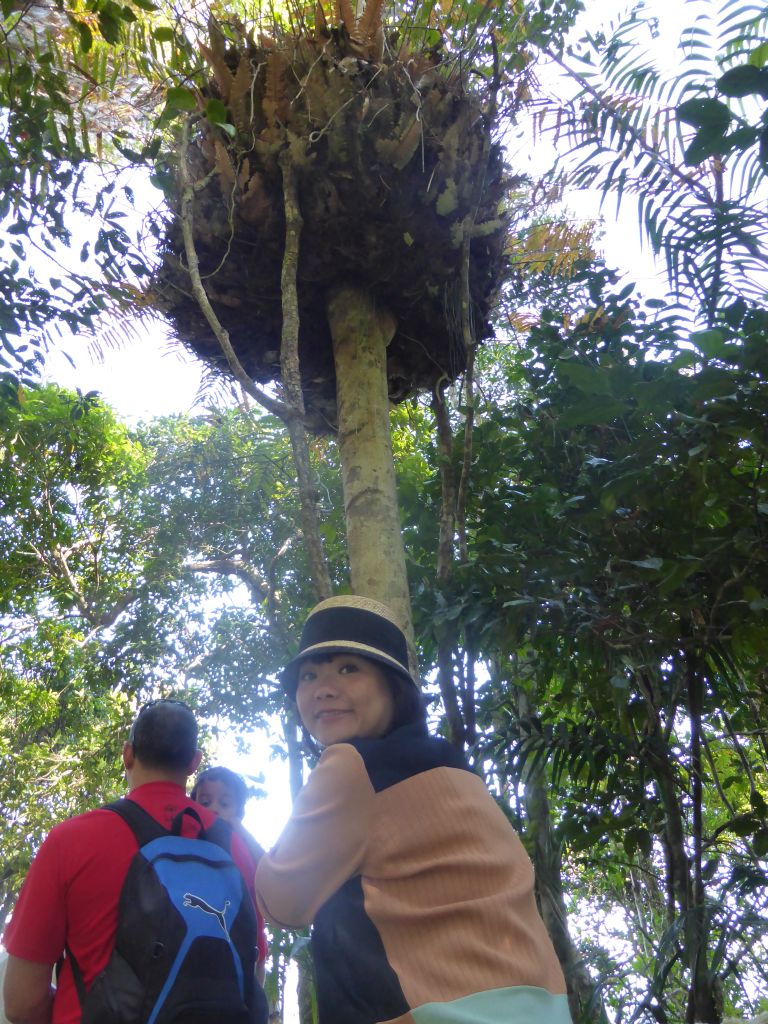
(2, 699), (267, 1024)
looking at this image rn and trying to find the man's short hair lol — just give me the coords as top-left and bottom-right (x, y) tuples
(128, 699), (198, 771)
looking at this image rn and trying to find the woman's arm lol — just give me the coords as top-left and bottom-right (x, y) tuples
(254, 743), (375, 927)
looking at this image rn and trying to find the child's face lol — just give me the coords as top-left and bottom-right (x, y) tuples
(195, 779), (241, 823)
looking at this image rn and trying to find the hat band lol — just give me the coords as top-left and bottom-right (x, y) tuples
(297, 639), (410, 676)
(299, 603), (409, 670)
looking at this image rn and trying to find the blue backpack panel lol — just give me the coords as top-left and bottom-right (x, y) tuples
(69, 798), (265, 1024)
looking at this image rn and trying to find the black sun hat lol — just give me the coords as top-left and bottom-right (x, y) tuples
(281, 595), (418, 698)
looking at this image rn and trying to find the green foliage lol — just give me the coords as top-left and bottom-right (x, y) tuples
(0, 0), (169, 378)
(0, 654), (130, 926)
(551, 0), (768, 319)
(0, 385), (145, 911)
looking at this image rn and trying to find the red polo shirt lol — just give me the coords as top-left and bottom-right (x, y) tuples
(3, 782), (266, 1024)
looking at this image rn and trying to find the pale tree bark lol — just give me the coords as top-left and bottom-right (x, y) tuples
(431, 382), (464, 747)
(278, 143), (332, 602)
(281, 709), (317, 1024)
(326, 284), (415, 655)
(296, 957), (316, 1024)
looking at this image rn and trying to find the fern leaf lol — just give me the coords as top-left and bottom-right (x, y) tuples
(375, 116), (421, 170)
(263, 50), (288, 137)
(358, 0), (385, 47)
(315, 0), (330, 37)
(336, 0), (356, 37)
(229, 57), (252, 136)
(199, 41), (234, 103)
(214, 139), (236, 188)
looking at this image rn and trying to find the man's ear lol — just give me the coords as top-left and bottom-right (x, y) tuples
(187, 748), (203, 776)
(122, 741), (135, 771)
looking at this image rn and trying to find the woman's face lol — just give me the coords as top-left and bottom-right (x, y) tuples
(296, 654), (396, 746)
(194, 779), (241, 823)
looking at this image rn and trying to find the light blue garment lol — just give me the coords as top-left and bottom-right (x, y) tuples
(411, 985), (573, 1024)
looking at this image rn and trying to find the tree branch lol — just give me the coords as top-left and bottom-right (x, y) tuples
(184, 556), (269, 604)
(178, 116), (287, 421)
(278, 140), (332, 603)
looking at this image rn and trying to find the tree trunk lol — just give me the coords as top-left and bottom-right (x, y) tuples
(326, 284), (414, 652)
(686, 652), (720, 1024)
(516, 689), (608, 1023)
(296, 957), (316, 1024)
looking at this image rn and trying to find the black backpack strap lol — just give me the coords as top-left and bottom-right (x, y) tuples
(201, 815), (234, 854)
(63, 944), (88, 1008)
(59, 799), (165, 1010)
(109, 798), (234, 851)
(170, 805), (235, 854)
(170, 804), (204, 836)
(106, 797), (169, 846)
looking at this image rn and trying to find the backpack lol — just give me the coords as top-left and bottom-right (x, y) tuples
(68, 798), (262, 1024)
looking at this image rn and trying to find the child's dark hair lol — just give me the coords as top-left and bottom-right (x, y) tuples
(191, 766), (249, 818)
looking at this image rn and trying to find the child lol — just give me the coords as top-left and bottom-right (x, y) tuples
(192, 766), (268, 981)
(191, 765), (245, 817)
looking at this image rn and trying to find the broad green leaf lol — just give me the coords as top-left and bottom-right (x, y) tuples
(717, 65), (768, 100)
(205, 99), (229, 125)
(67, 17), (94, 53)
(684, 126), (728, 166)
(557, 361), (613, 396)
(677, 98), (731, 133)
(97, 9), (122, 44)
(754, 829), (768, 858)
(689, 329), (726, 358)
(558, 396), (625, 427)
(166, 87), (197, 111)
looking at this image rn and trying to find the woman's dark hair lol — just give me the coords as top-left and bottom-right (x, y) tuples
(384, 668), (428, 732)
(191, 766), (249, 818)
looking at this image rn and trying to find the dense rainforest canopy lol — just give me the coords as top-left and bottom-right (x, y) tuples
(1, 0), (767, 1022)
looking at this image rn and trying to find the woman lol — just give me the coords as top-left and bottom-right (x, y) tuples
(254, 595), (572, 1024)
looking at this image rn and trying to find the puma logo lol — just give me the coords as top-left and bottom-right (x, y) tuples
(183, 893), (231, 939)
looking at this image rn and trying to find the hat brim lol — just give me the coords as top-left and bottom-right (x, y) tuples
(281, 641), (417, 699)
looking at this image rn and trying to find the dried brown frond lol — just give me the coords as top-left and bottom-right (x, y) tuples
(262, 50), (289, 139)
(214, 138), (236, 188)
(336, 0), (356, 37)
(315, 0), (330, 37)
(358, 0), (385, 47)
(237, 157), (251, 190)
(509, 220), (597, 278)
(229, 57), (253, 136)
(199, 41), (235, 103)
(239, 170), (271, 225)
(375, 116), (421, 171)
